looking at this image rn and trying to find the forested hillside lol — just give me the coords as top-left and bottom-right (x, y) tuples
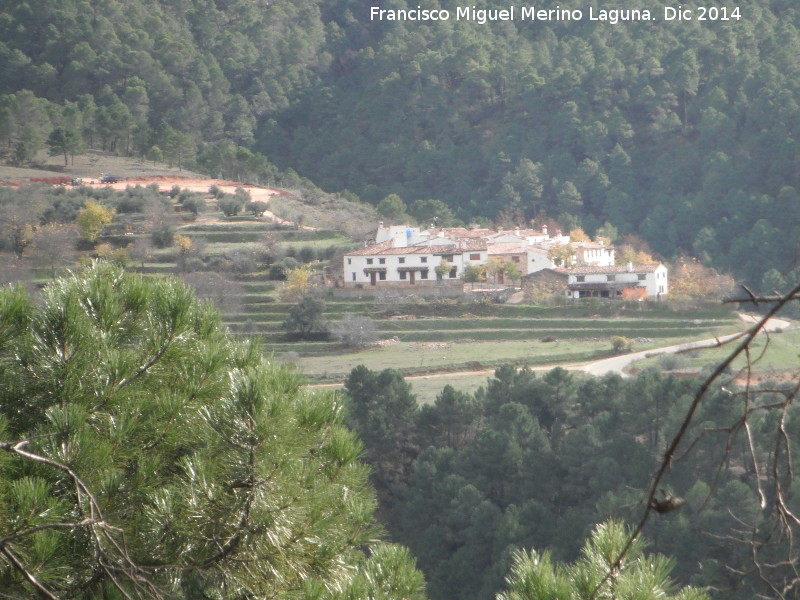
(344, 364), (800, 600)
(2, 0), (800, 284)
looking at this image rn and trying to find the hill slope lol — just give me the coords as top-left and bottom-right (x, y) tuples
(2, 1), (800, 285)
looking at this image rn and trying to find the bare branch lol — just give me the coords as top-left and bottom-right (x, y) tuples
(0, 439), (164, 600)
(590, 279), (800, 599)
(0, 519), (101, 546)
(723, 291), (800, 304)
(0, 546), (60, 600)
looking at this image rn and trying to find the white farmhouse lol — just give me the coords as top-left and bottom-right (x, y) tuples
(341, 222), (645, 293)
(344, 238), (488, 288)
(562, 263), (668, 299)
(573, 240), (615, 267)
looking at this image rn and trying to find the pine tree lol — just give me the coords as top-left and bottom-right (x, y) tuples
(497, 520), (709, 600)
(0, 264), (427, 599)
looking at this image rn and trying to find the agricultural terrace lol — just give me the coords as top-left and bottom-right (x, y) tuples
(0, 172), (746, 406)
(224, 292), (742, 400)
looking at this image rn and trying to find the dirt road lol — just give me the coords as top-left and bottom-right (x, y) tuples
(307, 313), (792, 390)
(83, 175), (293, 226)
(580, 313), (790, 377)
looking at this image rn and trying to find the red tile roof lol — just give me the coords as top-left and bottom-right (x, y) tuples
(487, 242), (527, 255)
(426, 227), (493, 239)
(346, 239), (487, 256)
(561, 264), (662, 275)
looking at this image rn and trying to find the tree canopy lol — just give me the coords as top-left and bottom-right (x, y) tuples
(342, 362), (800, 600)
(0, 264), (426, 599)
(2, 2), (800, 283)
(497, 520), (709, 600)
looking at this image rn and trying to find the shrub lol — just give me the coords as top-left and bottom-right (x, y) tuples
(329, 315), (379, 347)
(611, 335), (631, 353)
(658, 353), (689, 371)
(621, 287), (649, 301)
(151, 223), (175, 248)
(269, 257), (300, 280)
(230, 250), (258, 274)
(283, 295), (327, 339)
(218, 193), (246, 217)
(299, 245), (316, 263)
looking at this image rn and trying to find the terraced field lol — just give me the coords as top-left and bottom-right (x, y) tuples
(129, 219), (358, 275)
(0, 170), (746, 402)
(222, 291), (742, 389)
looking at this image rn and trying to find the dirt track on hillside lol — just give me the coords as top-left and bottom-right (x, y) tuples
(82, 176), (290, 225)
(84, 175), (278, 201)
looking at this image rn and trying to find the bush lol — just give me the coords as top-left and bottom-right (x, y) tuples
(218, 194), (246, 217)
(329, 315), (379, 347)
(611, 335), (631, 353)
(231, 250), (258, 274)
(151, 223), (175, 248)
(283, 295), (327, 339)
(247, 200), (269, 217)
(269, 257), (299, 280)
(299, 245), (316, 263)
(183, 256), (206, 273)
(178, 191), (206, 217)
(658, 353), (689, 371)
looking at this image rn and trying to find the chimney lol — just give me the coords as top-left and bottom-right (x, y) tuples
(627, 262), (633, 272)
(542, 224), (548, 235)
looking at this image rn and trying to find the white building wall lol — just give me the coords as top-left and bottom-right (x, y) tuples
(344, 251), (448, 286)
(577, 245), (616, 267)
(375, 225), (424, 247)
(566, 264), (669, 298)
(649, 264), (669, 296)
(527, 250), (554, 274)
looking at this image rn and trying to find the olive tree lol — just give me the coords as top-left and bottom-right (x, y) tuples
(329, 314), (379, 347)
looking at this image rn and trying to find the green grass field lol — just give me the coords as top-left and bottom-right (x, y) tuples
(229, 296), (744, 393)
(627, 325), (800, 377)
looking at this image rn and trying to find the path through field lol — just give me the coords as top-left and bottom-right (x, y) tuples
(307, 313), (792, 391)
(579, 314), (789, 376)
